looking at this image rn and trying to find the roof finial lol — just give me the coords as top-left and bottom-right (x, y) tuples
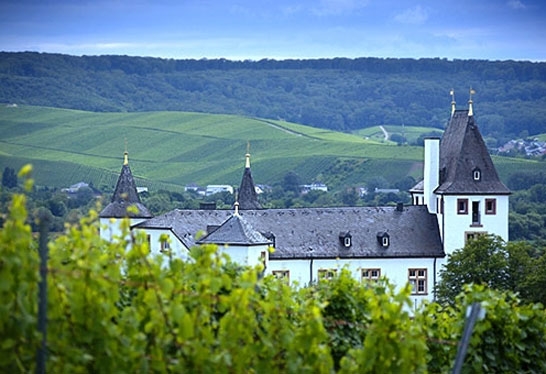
(234, 201), (240, 216)
(245, 141), (251, 169)
(450, 88), (456, 115)
(468, 87), (476, 117)
(123, 138), (129, 165)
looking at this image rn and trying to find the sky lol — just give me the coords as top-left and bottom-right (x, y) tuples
(0, 0), (545, 61)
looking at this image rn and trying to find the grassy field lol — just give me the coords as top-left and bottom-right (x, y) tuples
(0, 105), (543, 192)
(352, 125), (443, 144)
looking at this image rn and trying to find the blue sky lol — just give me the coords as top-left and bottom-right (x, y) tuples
(1, 0), (544, 61)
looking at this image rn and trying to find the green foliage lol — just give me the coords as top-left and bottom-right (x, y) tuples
(0, 183), (40, 370)
(438, 235), (546, 306)
(2, 184), (546, 372)
(420, 285), (546, 373)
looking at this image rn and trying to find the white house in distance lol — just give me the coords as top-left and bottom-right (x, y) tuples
(100, 92), (510, 306)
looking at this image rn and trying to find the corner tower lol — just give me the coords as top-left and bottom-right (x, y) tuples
(99, 151), (153, 240)
(435, 90), (510, 254)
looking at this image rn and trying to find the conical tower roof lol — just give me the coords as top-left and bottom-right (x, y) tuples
(99, 152), (153, 218)
(436, 110), (510, 195)
(238, 152), (262, 210)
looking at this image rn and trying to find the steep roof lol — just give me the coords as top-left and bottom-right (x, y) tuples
(99, 153), (153, 219)
(134, 206), (444, 259)
(197, 213), (271, 246)
(238, 153), (262, 210)
(436, 110), (510, 195)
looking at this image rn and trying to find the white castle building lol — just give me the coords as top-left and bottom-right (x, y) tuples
(100, 94), (510, 305)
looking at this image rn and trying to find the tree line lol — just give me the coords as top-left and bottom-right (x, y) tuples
(1, 52), (546, 145)
(3, 165), (546, 243)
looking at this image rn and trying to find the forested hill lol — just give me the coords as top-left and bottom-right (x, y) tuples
(1, 52), (546, 143)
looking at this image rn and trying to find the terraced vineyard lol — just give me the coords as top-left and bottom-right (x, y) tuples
(0, 105), (543, 192)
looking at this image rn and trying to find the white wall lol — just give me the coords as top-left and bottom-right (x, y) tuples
(439, 194), (509, 257)
(220, 244), (270, 268)
(100, 217), (147, 242)
(267, 256), (440, 306)
(132, 227), (190, 263)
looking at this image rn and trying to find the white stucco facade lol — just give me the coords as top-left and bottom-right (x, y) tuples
(437, 194), (509, 257)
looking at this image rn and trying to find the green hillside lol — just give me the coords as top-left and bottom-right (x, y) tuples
(0, 105), (543, 193)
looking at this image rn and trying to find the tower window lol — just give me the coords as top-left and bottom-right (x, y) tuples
(472, 201), (481, 225)
(473, 168), (481, 181)
(457, 199), (468, 214)
(485, 199), (496, 215)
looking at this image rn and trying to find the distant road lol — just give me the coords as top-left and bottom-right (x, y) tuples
(379, 125), (389, 141)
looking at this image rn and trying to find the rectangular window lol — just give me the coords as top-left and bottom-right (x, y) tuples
(160, 239), (170, 252)
(485, 199), (496, 215)
(408, 268), (427, 295)
(272, 270), (290, 283)
(457, 199), (468, 214)
(260, 251), (267, 268)
(361, 268), (381, 282)
(472, 201), (481, 225)
(465, 231), (487, 243)
(146, 234), (151, 249)
(318, 269), (337, 281)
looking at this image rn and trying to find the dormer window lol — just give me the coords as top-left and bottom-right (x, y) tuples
(473, 168), (481, 181)
(376, 232), (390, 248)
(339, 232), (352, 248)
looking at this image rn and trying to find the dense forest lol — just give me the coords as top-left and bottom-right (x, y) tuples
(1, 52), (546, 146)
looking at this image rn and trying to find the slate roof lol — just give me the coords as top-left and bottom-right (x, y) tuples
(134, 205), (444, 260)
(436, 110), (510, 195)
(197, 213), (272, 246)
(238, 166), (262, 210)
(100, 155), (153, 219)
(409, 179), (424, 193)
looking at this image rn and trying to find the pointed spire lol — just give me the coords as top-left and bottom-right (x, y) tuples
(468, 87), (476, 116)
(98, 151), (153, 219)
(238, 146), (262, 210)
(450, 88), (456, 115)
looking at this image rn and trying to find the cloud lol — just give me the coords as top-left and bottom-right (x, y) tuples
(507, 0), (526, 10)
(394, 5), (428, 25)
(312, 0), (370, 16)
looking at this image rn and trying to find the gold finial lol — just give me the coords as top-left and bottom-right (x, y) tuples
(468, 87), (476, 116)
(245, 141), (251, 169)
(450, 88), (456, 115)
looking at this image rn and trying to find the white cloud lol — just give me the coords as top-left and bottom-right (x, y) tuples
(394, 5), (428, 25)
(312, 0), (370, 16)
(507, 0), (526, 10)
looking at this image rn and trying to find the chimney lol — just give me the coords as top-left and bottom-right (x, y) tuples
(200, 202), (216, 210)
(424, 137), (440, 214)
